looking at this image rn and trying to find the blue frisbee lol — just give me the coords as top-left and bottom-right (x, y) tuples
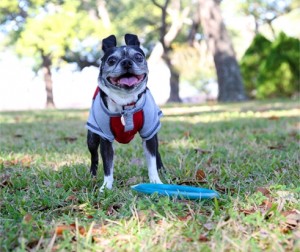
(131, 183), (219, 200)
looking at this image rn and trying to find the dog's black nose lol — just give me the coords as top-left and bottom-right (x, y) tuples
(121, 59), (132, 69)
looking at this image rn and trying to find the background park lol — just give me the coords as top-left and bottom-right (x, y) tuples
(0, 0), (299, 251)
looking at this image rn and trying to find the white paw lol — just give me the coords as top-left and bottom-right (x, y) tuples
(99, 183), (112, 193)
(150, 178), (163, 184)
(99, 175), (113, 192)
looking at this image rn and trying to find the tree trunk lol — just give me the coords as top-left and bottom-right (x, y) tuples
(41, 52), (55, 108)
(164, 54), (181, 102)
(198, 0), (247, 102)
(152, 0), (183, 103)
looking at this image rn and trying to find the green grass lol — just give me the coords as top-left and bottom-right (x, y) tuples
(0, 100), (299, 251)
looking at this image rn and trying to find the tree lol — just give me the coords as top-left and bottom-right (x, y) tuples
(198, 0), (247, 102)
(241, 32), (300, 98)
(151, 0), (190, 103)
(0, 0), (108, 108)
(239, 0), (293, 37)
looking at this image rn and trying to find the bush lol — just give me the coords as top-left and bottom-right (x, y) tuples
(241, 32), (300, 99)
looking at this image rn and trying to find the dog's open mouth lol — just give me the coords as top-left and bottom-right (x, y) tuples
(108, 73), (146, 88)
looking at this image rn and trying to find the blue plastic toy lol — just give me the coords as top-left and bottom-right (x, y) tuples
(131, 183), (219, 200)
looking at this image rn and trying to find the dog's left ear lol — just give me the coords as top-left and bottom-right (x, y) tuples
(125, 34), (140, 47)
(102, 35), (117, 52)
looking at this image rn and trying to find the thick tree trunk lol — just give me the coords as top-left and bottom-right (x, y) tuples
(198, 0), (247, 102)
(41, 52), (55, 108)
(164, 54), (181, 102)
(152, 0), (183, 103)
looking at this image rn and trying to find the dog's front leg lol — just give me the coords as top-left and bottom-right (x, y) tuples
(143, 134), (163, 184)
(87, 130), (100, 176)
(99, 137), (114, 191)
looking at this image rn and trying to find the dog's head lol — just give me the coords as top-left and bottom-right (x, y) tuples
(98, 34), (148, 104)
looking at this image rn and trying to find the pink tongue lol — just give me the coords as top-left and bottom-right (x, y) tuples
(118, 76), (138, 86)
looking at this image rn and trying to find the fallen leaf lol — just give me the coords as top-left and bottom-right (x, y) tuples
(20, 156), (33, 167)
(268, 115), (280, 120)
(260, 200), (273, 211)
(281, 210), (300, 233)
(195, 169), (206, 181)
(23, 213), (33, 223)
(178, 214), (192, 221)
(199, 234), (209, 242)
(26, 239), (40, 249)
(3, 156), (33, 168)
(184, 131), (190, 138)
(185, 237), (193, 242)
(282, 209), (300, 217)
(215, 185), (235, 194)
(4, 159), (19, 166)
(194, 148), (212, 155)
(14, 134), (23, 138)
(205, 157), (213, 167)
(78, 226), (86, 235)
(239, 208), (256, 215)
(0, 174), (12, 188)
(60, 137), (77, 143)
(268, 145), (285, 150)
(55, 183), (63, 188)
(256, 187), (271, 196)
(55, 223), (85, 236)
(65, 195), (77, 201)
(55, 225), (74, 235)
(106, 204), (121, 216)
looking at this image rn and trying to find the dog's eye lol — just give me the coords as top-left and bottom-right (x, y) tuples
(134, 53), (144, 62)
(107, 57), (117, 66)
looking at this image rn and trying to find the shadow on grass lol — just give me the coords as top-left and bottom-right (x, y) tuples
(1, 110), (299, 192)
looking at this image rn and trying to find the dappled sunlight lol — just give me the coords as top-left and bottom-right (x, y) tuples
(168, 138), (204, 150)
(162, 102), (300, 124)
(1, 100), (299, 252)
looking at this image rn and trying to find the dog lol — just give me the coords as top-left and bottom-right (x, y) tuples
(86, 34), (164, 192)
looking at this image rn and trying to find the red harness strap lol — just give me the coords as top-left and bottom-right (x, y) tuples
(93, 86), (100, 99)
(92, 86), (144, 144)
(110, 110), (144, 144)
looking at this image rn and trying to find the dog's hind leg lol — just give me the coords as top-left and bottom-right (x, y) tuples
(87, 130), (100, 177)
(143, 134), (163, 184)
(99, 137), (114, 191)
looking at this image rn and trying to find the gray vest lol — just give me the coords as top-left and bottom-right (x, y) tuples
(86, 88), (163, 143)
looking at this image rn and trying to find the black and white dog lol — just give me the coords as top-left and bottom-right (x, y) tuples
(86, 34), (164, 192)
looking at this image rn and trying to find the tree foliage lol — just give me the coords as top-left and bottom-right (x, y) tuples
(239, 0), (293, 35)
(2, 0), (110, 69)
(241, 32), (300, 99)
(1, 0), (298, 105)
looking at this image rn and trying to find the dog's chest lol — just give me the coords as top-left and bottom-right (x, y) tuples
(106, 99), (123, 113)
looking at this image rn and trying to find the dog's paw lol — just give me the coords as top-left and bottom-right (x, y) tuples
(150, 178), (163, 184)
(99, 176), (113, 192)
(99, 184), (112, 193)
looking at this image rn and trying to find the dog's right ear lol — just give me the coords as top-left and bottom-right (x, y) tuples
(102, 35), (117, 52)
(125, 34), (140, 46)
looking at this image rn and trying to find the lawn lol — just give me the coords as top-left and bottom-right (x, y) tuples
(0, 100), (299, 251)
